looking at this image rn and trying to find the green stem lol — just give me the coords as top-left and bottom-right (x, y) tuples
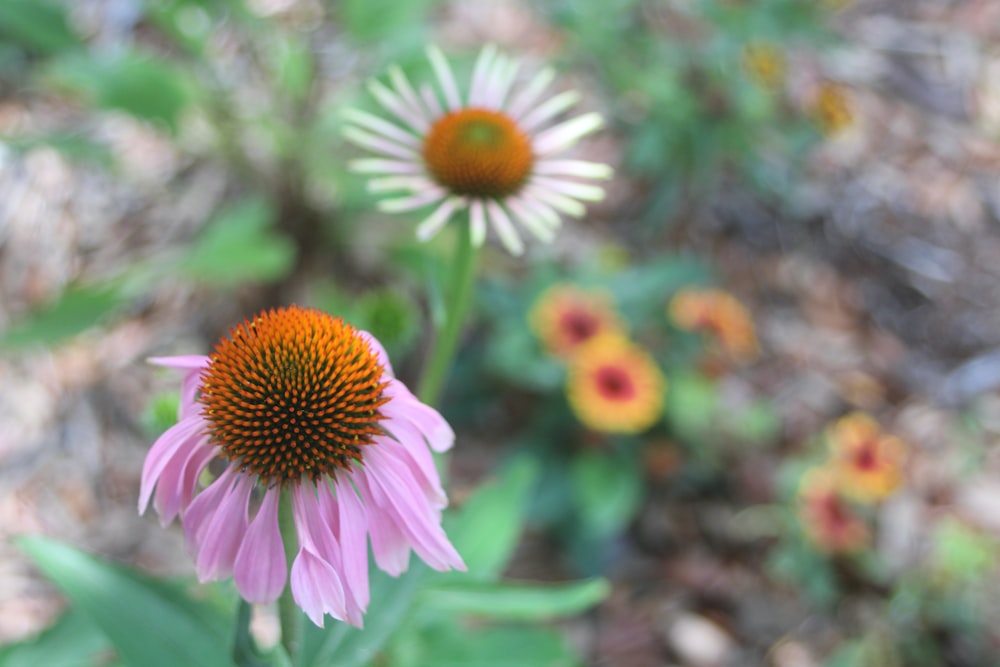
(417, 223), (480, 406)
(278, 490), (301, 662)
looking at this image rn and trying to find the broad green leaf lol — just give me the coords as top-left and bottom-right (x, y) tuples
(46, 52), (194, 133)
(18, 537), (235, 667)
(0, 0), (81, 55)
(420, 579), (609, 621)
(664, 372), (719, 442)
(387, 618), (579, 667)
(0, 607), (116, 667)
(0, 283), (126, 350)
(298, 562), (427, 667)
(181, 198), (296, 286)
(443, 457), (539, 581)
(570, 449), (642, 538)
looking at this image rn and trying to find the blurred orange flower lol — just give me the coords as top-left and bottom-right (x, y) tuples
(812, 82), (854, 135)
(741, 42), (786, 89)
(798, 467), (869, 554)
(530, 284), (624, 359)
(668, 287), (759, 364)
(566, 334), (666, 434)
(827, 412), (907, 503)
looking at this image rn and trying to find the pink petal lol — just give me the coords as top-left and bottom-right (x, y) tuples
(363, 448), (465, 572)
(376, 427), (445, 508)
(182, 468), (252, 581)
(291, 486), (348, 625)
(356, 330), (394, 378)
(139, 416), (206, 514)
(148, 355), (210, 370)
(152, 435), (214, 525)
(334, 477), (371, 617)
(383, 379), (454, 452)
(352, 471), (410, 576)
(234, 486), (286, 604)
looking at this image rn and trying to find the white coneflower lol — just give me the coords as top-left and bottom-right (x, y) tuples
(344, 45), (611, 255)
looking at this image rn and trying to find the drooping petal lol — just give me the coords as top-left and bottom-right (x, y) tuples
(334, 477), (371, 613)
(189, 471), (253, 582)
(139, 415), (206, 514)
(352, 471), (411, 576)
(152, 435), (215, 525)
(233, 486), (286, 604)
(290, 485), (348, 626)
(383, 379), (455, 452)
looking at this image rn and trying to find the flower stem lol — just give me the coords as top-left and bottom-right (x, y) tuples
(417, 223), (480, 406)
(277, 490), (301, 662)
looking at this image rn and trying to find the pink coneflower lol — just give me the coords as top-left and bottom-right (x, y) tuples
(344, 45), (611, 255)
(139, 306), (465, 627)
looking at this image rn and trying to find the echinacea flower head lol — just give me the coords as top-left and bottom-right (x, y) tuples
(798, 467), (869, 554)
(566, 334), (665, 434)
(812, 82), (854, 135)
(827, 412), (907, 503)
(741, 42), (786, 89)
(140, 306), (465, 627)
(344, 45), (611, 256)
(668, 287), (759, 364)
(529, 283), (624, 359)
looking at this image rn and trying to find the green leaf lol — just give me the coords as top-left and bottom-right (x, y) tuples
(664, 372), (719, 443)
(340, 0), (433, 43)
(421, 579), (609, 622)
(298, 562), (427, 667)
(181, 198), (296, 287)
(46, 52), (194, 133)
(0, 0), (81, 55)
(18, 537), (236, 667)
(0, 283), (126, 350)
(570, 449), (642, 538)
(386, 617), (580, 667)
(443, 457), (540, 581)
(0, 607), (116, 667)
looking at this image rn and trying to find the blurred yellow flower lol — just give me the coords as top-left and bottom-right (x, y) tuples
(798, 467), (869, 554)
(668, 287), (759, 364)
(812, 82), (854, 135)
(529, 284), (624, 359)
(566, 334), (666, 435)
(741, 42), (786, 89)
(827, 412), (907, 503)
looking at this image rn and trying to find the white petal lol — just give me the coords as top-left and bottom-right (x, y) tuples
(420, 83), (443, 119)
(343, 126), (418, 160)
(517, 193), (563, 230)
(489, 55), (521, 110)
(522, 185), (587, 217)
(378, 187), (447, 213)
(506, 67), (555, 120)
(368, 79), (427, 133)
(416, 196), (465, 241)
(349, 158), (421, 175)
(530, 175), (606, 201)
(485, 200), (524, 255)
(343, 108), (420, 147)
(389, 65), (431, 127)
(469, 200), (487, 247)
(532, 112), (604, 155)
(505, 196), (556, 243)
(518, 90), (580, 133)
(534, 159), (613, 179)
(368, 175), (436, 193)
(427, 45), (462, 111)
(469, 44), (498, 107)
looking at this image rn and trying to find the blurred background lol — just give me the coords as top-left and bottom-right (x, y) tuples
(2, 0), (1000, 665)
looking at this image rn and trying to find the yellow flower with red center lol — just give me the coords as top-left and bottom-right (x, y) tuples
(812, 82), (854, 135)
(668, 287), (759, 364)
(827, 412), (907, 503)
(741, 42), (786, 90)
(566, 334), (666, 434)
(798, 467), (869, 554)
(529, 284), (624, 359)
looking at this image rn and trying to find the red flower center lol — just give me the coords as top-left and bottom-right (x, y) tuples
(594, 365), (636, 401)
(561, 310), (600, 345)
